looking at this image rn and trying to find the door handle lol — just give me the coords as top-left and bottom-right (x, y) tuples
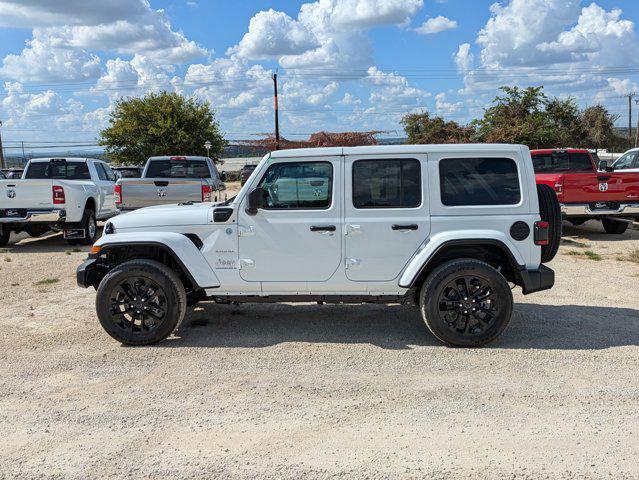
(597, 176), (611, 181)
(310, 225), (336, 232)
(392, 224), (418, 231)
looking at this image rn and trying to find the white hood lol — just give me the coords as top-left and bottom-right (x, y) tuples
(111, 203), (212, 229)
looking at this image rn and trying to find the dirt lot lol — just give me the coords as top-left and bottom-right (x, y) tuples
(1, 218), (638, 479)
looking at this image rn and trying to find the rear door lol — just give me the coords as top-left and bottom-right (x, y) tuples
(0, 180), (54, 217)
(93, 162), (118, 216)
(344, 155), (429, 282)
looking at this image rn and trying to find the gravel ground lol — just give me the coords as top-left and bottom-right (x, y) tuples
(0, 219), (638, 479)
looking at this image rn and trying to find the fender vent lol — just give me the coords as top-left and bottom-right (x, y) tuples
(182, 233), (203, 250)
(510, 221), (530, 241)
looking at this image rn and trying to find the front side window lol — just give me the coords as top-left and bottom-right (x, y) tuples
(613, 151), (639, 170)
(257, 161), (333, 209)
(440, 157), (521, 206)
(352, 159), (421, 208)
(145, 159), (211, 178)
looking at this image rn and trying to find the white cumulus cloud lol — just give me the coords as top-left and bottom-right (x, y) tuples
(415, 16), (458, 35)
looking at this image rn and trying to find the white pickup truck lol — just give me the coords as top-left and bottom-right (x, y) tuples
(0, 158), (119, 246)
(78, 144), (560, 348)
(115, 156), (225, 211)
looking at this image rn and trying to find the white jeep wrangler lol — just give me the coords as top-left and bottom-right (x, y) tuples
(78, 145), (560, 347)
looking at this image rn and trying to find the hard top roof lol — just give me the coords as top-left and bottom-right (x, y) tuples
(269, 144), (527, 158)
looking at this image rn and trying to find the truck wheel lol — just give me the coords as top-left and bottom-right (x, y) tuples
(96, 259), (186, 346)
(536, 184), (561, 263)
(69, 209), (97, 246)
(0, 224), (9, 247)
(601, 218), (628, 235)
(419, 258), (513, 347)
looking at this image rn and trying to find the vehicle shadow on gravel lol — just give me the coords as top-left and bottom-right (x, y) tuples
(168, 301), (639, 350)
(173, 303), (437, 350)
(2, 230), (98, 254)
(562, 221), (639, 242)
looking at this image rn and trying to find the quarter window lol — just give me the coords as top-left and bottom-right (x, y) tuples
(352, 159), (421, 208)
(440, 157), (520, 206)
(257, 161), (333, 209)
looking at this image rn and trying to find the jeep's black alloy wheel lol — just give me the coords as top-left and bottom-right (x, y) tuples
(109, 276), (167, 334)
(437, 275), (498, 336)
(420, 258), (513, 347)
(96, 259), (186, 345)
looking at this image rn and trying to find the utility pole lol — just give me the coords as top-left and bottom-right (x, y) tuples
(21, 141), (25, 163)
(271, 71), (280, 150)
(635, 98), (639, 148)
(627, 93), (636, 147)
(0, 120), (5, 169)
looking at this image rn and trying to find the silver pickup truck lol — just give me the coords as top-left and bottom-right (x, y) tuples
(115, 156), (225, 211)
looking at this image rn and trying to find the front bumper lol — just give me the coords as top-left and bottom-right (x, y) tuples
(561, 203), (639, 217)
(0, 209), (66, 223)
(77, 258), (98, 288)
(519, 265), (554, 295)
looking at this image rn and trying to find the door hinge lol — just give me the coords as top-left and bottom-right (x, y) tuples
(239, 259), (255, 269)
(238, 225), (255, 237)
(345, 258), (362, 269)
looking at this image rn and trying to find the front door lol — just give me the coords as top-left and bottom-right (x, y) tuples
(344, 155), (430, 282)
(237, 157), (342, 283)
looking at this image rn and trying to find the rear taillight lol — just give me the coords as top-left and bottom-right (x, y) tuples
(534, 221), (550, 246)
(52, 185), (65, 205)
(114, 185), (122, 205)
(202, 185), (212, 202)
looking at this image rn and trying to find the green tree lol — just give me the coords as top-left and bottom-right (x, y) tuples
(580, 105), (620, 151)
(99, 92), (225, 165)
(545, 97), (587, 147)
(474, 86), (559, 148)
(401, 111), (475, 144)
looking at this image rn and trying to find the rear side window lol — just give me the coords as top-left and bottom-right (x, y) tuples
(352, 159), (421, 208)
(440, 158), (520, 206)
(145, 159), (211, 178)
(613, 151), (639, 169)
(532, 152), (593, 172)
(257, 161), (333, 209)
(24, 161), (91, 180)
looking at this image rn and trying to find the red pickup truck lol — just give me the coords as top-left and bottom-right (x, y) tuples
(531, 148), (639, 234)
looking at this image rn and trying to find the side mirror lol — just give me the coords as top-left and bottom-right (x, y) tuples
(219, 170), (227, 182)
(246, 187), (266, 215)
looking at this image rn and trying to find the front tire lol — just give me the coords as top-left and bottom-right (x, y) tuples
(96, 259), (187, 345)
(601, 218), (628, 235)
(419, 258), (513, 347)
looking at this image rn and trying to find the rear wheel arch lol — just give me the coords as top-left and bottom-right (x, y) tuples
(85, 196), (96, 213)
(407, 240), (523, 293)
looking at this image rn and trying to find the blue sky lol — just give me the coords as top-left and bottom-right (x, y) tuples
(1, 0), (638, 154)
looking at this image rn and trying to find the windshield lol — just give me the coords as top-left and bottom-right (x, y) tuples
(24, 161), (91, 180)
(145, 159), (211, 178)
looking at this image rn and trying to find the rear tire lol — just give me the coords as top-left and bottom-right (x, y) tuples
(536, 184), (561, 263)
(419, 258), (513, 347)
(67, 209), (97, 246)
(0, 224), (9, 247)
(602, 218), (628, 235)
(96, 259), (187, 346)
